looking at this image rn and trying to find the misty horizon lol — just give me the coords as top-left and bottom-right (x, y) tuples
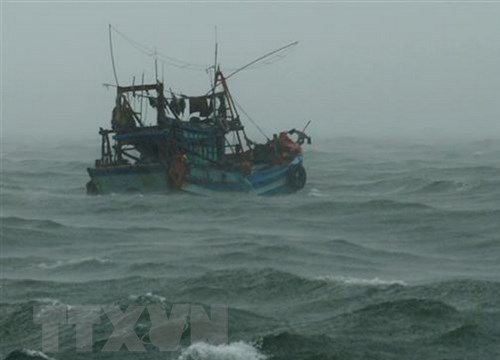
(3, 2), (500, 143)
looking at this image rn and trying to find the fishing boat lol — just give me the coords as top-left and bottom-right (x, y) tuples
(86, 31), (311, 196)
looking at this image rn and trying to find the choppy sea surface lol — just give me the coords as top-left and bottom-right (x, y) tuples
(1, 137), (500, 360)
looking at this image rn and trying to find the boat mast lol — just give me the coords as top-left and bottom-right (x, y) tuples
(213, 40), (299, 150)
(213, 27), (218, 87)
(212, 27), (218, 121)
(139, 72), (145, 122)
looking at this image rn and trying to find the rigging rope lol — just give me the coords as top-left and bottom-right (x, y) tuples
(109, 25), (297, 74)
(233, 99), (269, 141)
(111, 25), (210, 71)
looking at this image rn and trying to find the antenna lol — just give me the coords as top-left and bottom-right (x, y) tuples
(108, 24), (119, 86)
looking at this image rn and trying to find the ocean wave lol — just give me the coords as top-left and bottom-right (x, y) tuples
(32, 298), (65, 307)
(328, 177), (429, 194)
(326, 173), (500, 197)
(122, 225), (175, 233)
(259, 332), (334, 359)
(178, 268), (319, 295)
(128, 262), (207, 274)
(353, 298), (458, 318)
(177, 341), (266, 360)
(0, 256), (48, 269)
(316, 298), (464, 341)
(358, 199), (434, 211)
(0, 299), (70, 331)
(419, 165), (500, 176)
(171, 268), (336, 307)
(435, 323), (479, 345)
(315, 275), (407, 287)
(207, 242), (329, 265)
(307, 188), (329, 198)
(2, 170), (79, 180)
(3, 157), (90, 170)
(294, 199), (434, 215)
(311, 238), (425, 263)
(31, 299), (71, 322)
(1, 216), (65, 230)
(409, 279), (500, 309)
(461, 237), (500, 252)
(4, 349), (57, 360)
(128, 292), (168, 304)
(432, 323), (498, 347)
(414, 179), (478, 193)
(2, 215), (181, 235)
(0, 183), (28, 191)
(37, 257), (113, 271)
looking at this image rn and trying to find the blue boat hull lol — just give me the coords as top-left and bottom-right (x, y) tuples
(87, 156), (304, 196)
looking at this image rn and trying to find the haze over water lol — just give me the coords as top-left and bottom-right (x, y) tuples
(2, 2), (500, 360)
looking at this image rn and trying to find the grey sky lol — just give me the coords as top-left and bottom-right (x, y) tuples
(3, 1), (500, 143)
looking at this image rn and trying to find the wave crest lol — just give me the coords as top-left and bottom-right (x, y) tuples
(37, 257), (112, 270)
(177, 341), (266, 360)
(316, 275), (407, 287)
(4, 349), (57, 360)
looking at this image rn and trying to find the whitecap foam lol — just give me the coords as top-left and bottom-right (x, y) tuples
(33, 298), (73, 320)
(33, 297), (64, 306)
(19, 349), (57, 360)
(177, 341), (266, 360)
(308, 188), (328, 197)
(129, 291), (167, 303)
(37, 261), (64, 269)
(316, 275), (407, 287)
(37, 257), (111, 269)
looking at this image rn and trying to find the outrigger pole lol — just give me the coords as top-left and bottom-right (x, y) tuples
(206, 41), (298, 143)
(225, 41), (299, 81)
(108, 24), (119, 86)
